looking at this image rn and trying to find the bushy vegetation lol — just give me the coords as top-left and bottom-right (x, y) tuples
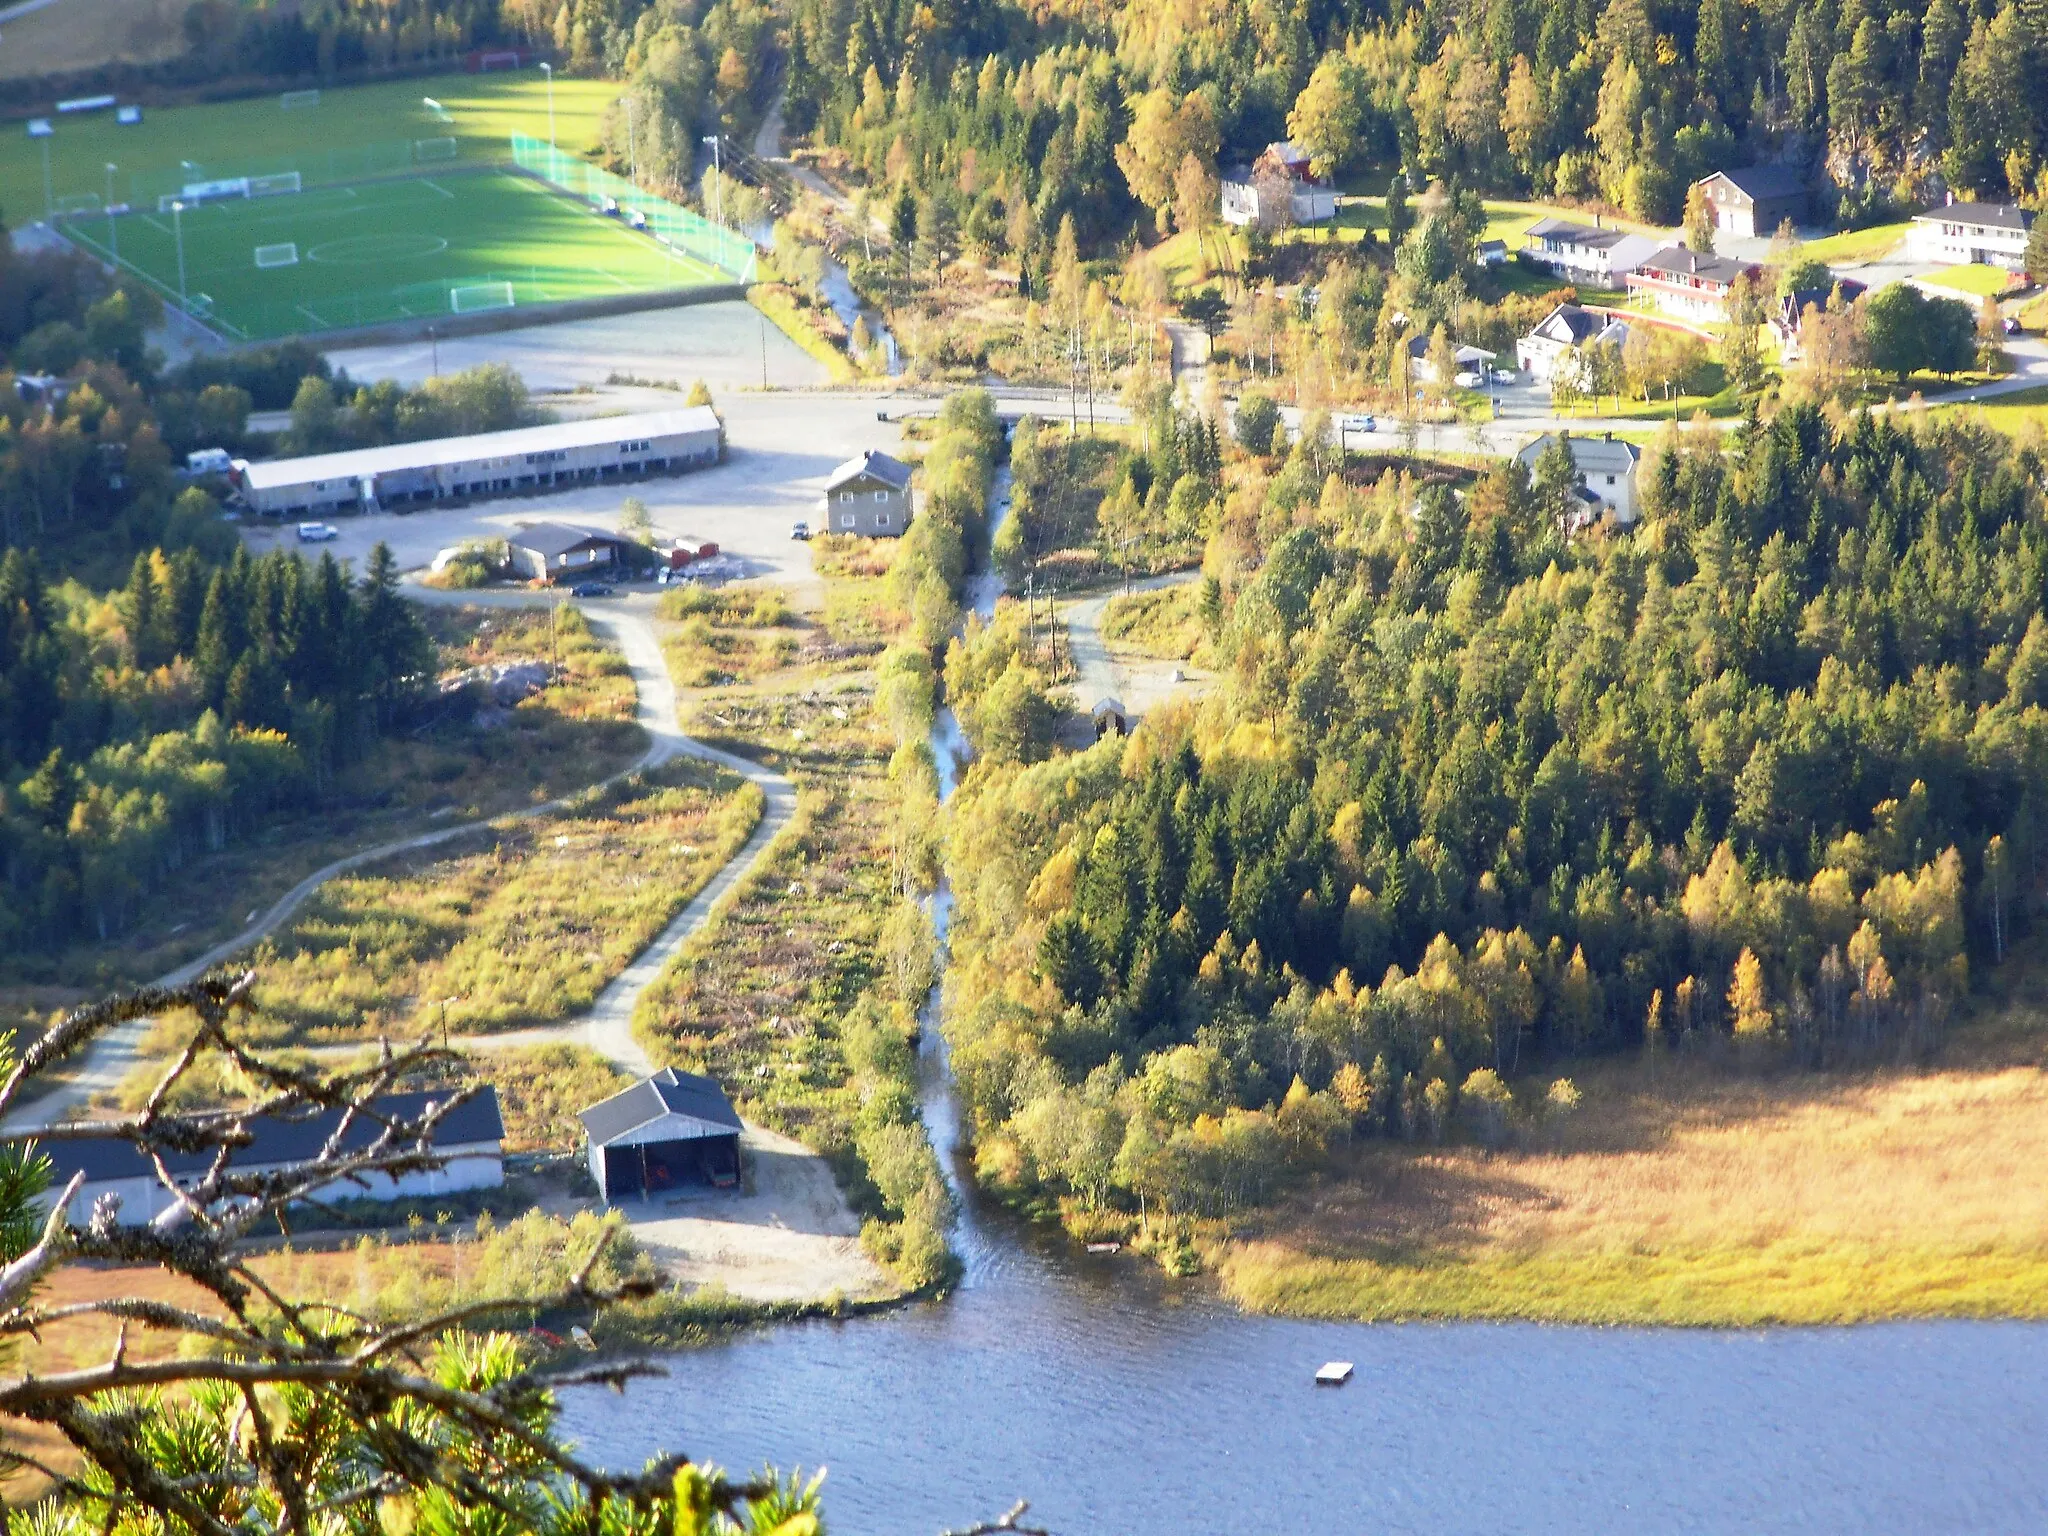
(231, 759), (760, 1043)
(943, 400), (2048, 1251)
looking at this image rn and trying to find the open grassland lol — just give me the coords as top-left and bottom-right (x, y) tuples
(0, 0), (187, 79)
(64, 169), (723, 342)
(196, 756), (762, 1048)
(1801, 220), (1913, 265)
(1927, 385), (2048, 437)
(0, 604), (641, 1007)
(658, 581), (810, 686)
(1, 71), (615, 219)
(1218, 1012), (2048, 1325)
(1101, 583), (1206, 660)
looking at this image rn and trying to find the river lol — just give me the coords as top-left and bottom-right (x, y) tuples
(559, 468), (2048, 1533)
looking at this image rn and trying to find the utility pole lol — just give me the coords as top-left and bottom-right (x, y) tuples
(702, 135), (723, 226)
(627, 95), (637, 185)
(39, 134), (52, 221)
(105, 162), (117, 266)
(759, 315), (768, 388)
(429, 324), (439, 379)
(172, 200), (187, 308)
(540, 62), (556, 151)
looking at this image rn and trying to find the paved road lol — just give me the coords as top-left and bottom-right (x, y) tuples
(3, 589), (794, 1128)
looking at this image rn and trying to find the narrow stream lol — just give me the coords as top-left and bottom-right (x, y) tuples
(558, 470), (2048, 1534)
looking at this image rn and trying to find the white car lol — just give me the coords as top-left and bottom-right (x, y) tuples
(296, 522), (338, 542)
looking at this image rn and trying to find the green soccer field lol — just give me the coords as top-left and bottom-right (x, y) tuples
(59, 170), (727, 341)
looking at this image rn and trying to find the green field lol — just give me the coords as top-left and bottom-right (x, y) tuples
(1, 71), (616, 223)
(1919, 262), (2014, 297)
(61, 169), (725, 341)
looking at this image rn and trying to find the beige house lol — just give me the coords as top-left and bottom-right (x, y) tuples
(822, 449), (913, 536)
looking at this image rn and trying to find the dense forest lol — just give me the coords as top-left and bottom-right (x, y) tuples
(941, 404), (2048, 1225)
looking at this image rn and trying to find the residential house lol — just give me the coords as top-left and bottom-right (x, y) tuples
(507, 522), (631, 581)
(1692, 167), (1807, 239)
(581, 1068), (743, 1199)
(1477, 238), (1508, 267)
(1515, 303), (1630, 385)
(822, 449), (914, 536)
(1772, 278), (1867, 358)
(1220, 140), (1338, 228)
(1514, 431), (1642, 530)
(1624, 247), (1763, 322)
(1520, 218), (1660, 287)
(1906, 201), (2034, 272)
(41, 1089), (506, 1228)
(1405, 333), (1499, 385)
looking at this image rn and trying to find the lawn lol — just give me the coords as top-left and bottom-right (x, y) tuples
(59, 168), (725, 341)
(1, 69), (616, 220)
(1917, 262), (2016, 297)
(1801, 220), (1913, 265)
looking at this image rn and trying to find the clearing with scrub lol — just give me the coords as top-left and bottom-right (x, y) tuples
(61, 170), (727, 341)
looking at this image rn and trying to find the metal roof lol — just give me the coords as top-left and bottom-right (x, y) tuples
(826, 449), (911, 492)
(238, 406), (722, 491)
(42, 1088), (505, 1186)
(509, 521), (622, 558)
(579, 1068), (742, 1146)
(1704, 165), (1806, 202)
(1524, 217), (1637, 252)
(1516, 432), (1642, 475)
(1530, 303), (1604, 344)
(1634, 246), (1756, 286)
(1916, 201), (2033, 232)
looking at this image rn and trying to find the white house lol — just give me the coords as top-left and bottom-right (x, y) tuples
(1515, 432), (1642, 531)
(1624, 246), (1762, 322)
(1520, 218), (1660, 287)
(1516, 303), (1630, 385)
(39, 1089), (505, 1228)
(1906, 201), (2033, 272)
(1405, 333), (1498, 385)
(1220, 140), (1338, 227)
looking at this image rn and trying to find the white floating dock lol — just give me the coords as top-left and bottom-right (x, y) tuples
(1315, 1361), (1354, 1386)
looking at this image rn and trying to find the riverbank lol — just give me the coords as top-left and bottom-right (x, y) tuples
(1214, 1020), (2048, 1327)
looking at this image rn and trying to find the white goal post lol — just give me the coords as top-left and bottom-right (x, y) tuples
(254, 242), (299, 269)
(249, 171), (302, 198)
(280, 89), (320, 110)
(52, 192), (101, 218)
(449, 282), (515, 314)
(413, 136), (458, 163)
(422, 96), (453, 123)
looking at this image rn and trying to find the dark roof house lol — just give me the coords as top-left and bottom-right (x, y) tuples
(580, 1068), (743, 1199)
(41, 1089), (506, 1226)
(507, 522), (629, 580)
(1693, 167), (1808, 237)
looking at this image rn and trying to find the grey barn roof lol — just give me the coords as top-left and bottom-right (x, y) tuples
(1516, 432), (1642, 476)
(510, 522), (622, 558)
(1524, 217), (1637, 252)
(41, 1088), (505, 1186)
(1532, 303), (1604, 343)
(236, 405), (722, 492)
(1709, 165), (1806, 202)
(579, 1068), (743, 1146)
(825, 449), (912, 492)
(1636, 246), (1755, 286)
(1918, 201), (2033, 232)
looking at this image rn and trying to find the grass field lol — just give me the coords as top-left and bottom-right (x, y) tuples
(60, 169), (724, 340)
(1801, 220), (1913, 265)
(1215, 999), (2048, 1326)
(0, 71), (615, 222)
(1918, 262), (2015, 297)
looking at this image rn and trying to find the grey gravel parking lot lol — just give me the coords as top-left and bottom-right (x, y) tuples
(240, 388), (906, 602)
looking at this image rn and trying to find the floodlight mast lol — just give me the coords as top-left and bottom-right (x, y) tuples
(172, 201), (187, 307)
(105, 163), (117, 265)
(540, 62), (556, 150)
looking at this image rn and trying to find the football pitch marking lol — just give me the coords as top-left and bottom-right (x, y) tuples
(420, 179), (455, 199)
(308, 231), (451, 264)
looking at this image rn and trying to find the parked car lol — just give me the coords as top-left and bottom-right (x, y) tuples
(790, 520), (811, 541)
(2005, 316), (2023, 336)
(296, 522), (338, 542)
(1492, 367), (1518, 384)
(569, 581), (614, 597)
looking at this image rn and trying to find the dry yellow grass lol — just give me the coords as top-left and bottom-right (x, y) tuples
(1219, 1033), (2048, 1325)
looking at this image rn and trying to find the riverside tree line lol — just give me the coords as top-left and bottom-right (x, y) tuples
(941, 403), (2048, 1231)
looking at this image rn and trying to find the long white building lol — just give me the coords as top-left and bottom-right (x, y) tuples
(233, 405), (723, 518)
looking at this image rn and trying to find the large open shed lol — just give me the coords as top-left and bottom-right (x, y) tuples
(579, 1068), (743, 1200)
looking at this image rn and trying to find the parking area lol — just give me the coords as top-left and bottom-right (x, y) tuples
(240, 389), (905, 603)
